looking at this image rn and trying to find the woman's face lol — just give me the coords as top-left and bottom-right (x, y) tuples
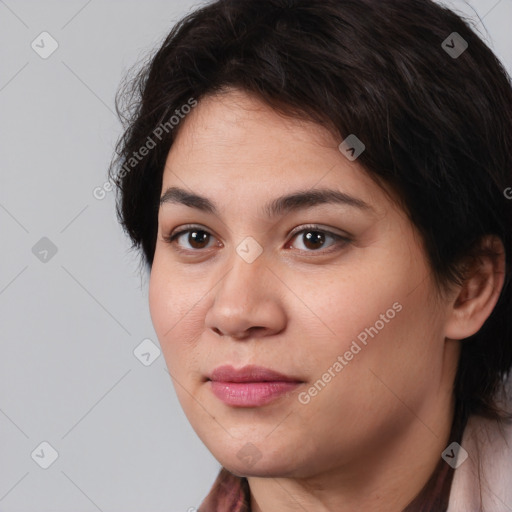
(149, 89), (459, 478)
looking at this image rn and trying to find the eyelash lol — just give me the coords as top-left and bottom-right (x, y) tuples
(162, 224), (351, 256)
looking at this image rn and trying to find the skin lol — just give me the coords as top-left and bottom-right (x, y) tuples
(148, 88), (505, 512)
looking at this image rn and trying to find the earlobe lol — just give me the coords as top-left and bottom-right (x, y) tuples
(444, 235), (506, 341)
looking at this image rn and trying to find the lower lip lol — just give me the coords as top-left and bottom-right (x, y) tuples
(209, 381), (301, 407)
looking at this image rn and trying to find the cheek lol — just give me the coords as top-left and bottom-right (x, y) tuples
(149, 255), (193, 337)
(148, 262), (170, 338)
(148, 261), (185, 368)
(148, 258), (206, 376)
(298, 259), (439, 398)
(290, 304), (437, 458)
(296, 266), (402, 349)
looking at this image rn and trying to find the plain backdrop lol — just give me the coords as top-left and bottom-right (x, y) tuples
(1, 0), (511, 510)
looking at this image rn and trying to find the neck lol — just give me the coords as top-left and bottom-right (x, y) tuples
(249, 392), (456, 512)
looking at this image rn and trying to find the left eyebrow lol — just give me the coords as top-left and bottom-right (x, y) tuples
(159, 186), (374, 217)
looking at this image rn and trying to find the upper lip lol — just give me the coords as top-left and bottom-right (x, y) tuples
(208, 365), (303, 383)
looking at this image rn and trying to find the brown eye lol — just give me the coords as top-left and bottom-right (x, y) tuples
(186, 229), (211, 249)
(288, 226), (351, 253)
(164, 226), (217, 251)
(301, 231), (326, 250)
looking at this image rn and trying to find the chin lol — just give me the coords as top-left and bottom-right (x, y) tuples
(212, 442), (305, 479)
(223, 459), (295, 479)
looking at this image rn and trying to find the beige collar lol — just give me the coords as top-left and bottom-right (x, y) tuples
(447, 401), (512, 511)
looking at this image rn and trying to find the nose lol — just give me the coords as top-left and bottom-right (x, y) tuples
(204, 250), (287, 340)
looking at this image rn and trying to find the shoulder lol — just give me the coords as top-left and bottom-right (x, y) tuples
(447, 383), (512, 512)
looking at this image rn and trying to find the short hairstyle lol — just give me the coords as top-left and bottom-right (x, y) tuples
(109, 0), (512, 422)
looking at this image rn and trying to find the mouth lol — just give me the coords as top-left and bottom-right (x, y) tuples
(206, 365), (304, 407)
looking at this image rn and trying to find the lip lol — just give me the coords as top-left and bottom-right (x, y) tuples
(207, 365), (304, 407)
(209, 364), (302, 383)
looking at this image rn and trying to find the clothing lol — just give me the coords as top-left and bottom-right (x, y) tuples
(446, 413), (512, 511)
(198, 396), (512, 511)
(198, 469), (250, 512)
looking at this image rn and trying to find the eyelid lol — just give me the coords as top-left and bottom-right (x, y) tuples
(288, 223), (350, 239)
(163, 224), (219, 246)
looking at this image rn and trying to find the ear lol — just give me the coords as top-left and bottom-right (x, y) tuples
(444, 235), (506, 341)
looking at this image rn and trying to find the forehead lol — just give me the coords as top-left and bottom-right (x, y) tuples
(161, 90), (393, 218)
(170, 89), (338, 157)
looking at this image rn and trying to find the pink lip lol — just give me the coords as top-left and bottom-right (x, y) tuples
(207, 365), (303, 407)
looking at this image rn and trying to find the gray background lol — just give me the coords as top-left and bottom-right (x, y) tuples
(0, 0), (511, 510)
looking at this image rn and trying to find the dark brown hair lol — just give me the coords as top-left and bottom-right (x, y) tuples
(109, 0), (512, 423)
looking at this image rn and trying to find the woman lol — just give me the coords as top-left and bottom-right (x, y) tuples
(109, 0), (512, 510)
